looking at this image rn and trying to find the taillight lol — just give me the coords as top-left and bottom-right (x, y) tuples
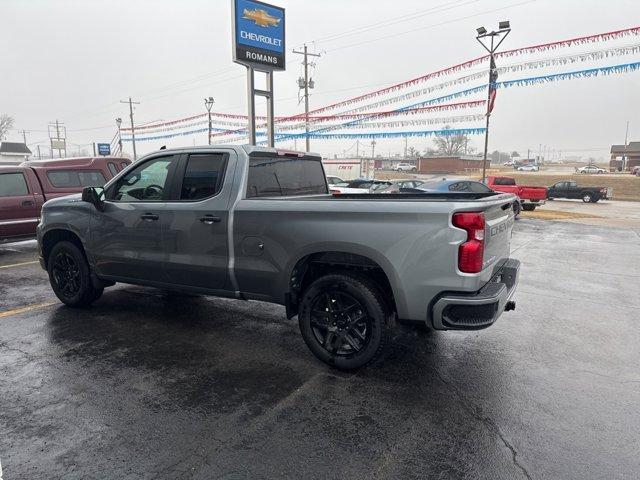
(452, 212), (485, 273)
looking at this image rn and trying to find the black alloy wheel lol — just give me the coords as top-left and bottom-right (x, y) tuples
(51, 251), (81, 299)
(47, 241), (103, 307)
(298, 273), (390, 370)
(309, 291), (371, 357)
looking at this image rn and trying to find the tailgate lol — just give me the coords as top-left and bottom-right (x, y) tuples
(520, 186), (547, 200)
(482, 200), (515, 270)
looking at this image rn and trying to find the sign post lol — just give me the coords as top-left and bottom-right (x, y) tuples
(97, 143), (111, 156)
(232, 0), (285, 147)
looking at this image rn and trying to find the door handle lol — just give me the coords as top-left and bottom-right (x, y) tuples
(199, 215), (222, 224)
(140, 213), (159, 221)
(22, 200), (35, 207)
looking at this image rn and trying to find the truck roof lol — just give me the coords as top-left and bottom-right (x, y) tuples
(132, 144), (321, 158)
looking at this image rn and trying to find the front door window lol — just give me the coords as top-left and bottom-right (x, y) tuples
(111, 156), (176, 201)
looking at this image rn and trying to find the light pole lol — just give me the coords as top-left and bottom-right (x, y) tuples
(115, 117), (123, 156)
(204, 96), (214, 145)
(370, 139), (376, 179)
(476, 20), (511, 182)
(622, 120), (629, 171)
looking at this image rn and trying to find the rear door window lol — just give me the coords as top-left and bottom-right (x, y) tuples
(246, 156), (327, 198)
(47, 170), (107, 188)
(180, 153), (227, 200)
(107, 163), (119, 177)
(0, 172), (29, 197)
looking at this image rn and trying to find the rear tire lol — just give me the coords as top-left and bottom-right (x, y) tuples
(298, 273), (391, 370)
(47, 241), (102, 307)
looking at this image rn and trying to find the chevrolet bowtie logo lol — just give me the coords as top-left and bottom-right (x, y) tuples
(242, 8), (280, 27)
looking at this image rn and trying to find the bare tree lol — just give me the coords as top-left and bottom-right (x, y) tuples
(0, 114), (15, 141)
(407, 146), (417, 158)
(432, 125), (469, 156)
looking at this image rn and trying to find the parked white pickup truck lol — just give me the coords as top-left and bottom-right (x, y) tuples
(37, 146), (520, 369)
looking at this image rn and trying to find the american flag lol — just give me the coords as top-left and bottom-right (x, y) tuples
(488, 56), (498, 114)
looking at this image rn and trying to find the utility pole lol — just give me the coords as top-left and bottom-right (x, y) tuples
(21, 130), (27, 145)
(622, 120), (630, 171)
(120, 97), (140, 160)
(204, 97), (215, 145)
(37, 145), (42, 160)
(115, 118), (123, 156)
(293, 45), (321, 152)
(92, 143), (96, 156)
(404, 137), (408, 159)
(48, 120), (66, 158)
(55, 121), (61, 157)
(356, 140), (359, 158)
(476, 21), (511, 182)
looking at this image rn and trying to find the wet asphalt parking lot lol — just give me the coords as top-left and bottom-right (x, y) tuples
(1, 218), (639, 479)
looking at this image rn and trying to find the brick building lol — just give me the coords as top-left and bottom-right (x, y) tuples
(416, 156), (490, 174)
(610, 142), (640, 171)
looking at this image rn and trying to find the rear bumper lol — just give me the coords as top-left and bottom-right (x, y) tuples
(431, 259), (520, 330)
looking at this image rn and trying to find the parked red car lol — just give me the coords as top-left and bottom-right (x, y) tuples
(0, 157), (130, 244)
(486, 176), (547, 212)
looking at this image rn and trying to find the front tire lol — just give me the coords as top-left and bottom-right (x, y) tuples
(298, 273), (391, 370)
(582, 192), (592, 203)
(47, 241), (103, 307)
(522, 204), (536, 211)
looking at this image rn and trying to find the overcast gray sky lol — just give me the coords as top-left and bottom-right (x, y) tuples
(2, 0), (639, 160)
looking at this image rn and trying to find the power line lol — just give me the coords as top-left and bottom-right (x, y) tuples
(306, 0), (479, 45)
(326, 0), (537, 53)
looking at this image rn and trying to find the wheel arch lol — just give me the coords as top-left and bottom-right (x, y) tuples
(41, 228), (87, 266)
(284, 245), (404, 319)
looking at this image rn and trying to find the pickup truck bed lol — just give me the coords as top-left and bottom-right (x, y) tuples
(486, 176), (547, 211)
(37, 145), (520, 369)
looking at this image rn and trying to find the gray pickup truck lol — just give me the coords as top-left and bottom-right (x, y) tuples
(37, 145), (520, 369)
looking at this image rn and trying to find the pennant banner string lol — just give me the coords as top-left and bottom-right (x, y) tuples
(123, 27), (640, 131)
(123, 61), (640, 142)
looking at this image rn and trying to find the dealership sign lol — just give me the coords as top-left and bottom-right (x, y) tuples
(97, 143), (111, 156)
(232, 0), (285, 70)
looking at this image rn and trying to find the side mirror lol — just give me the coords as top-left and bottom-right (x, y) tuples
(81, 186), (105, 212)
